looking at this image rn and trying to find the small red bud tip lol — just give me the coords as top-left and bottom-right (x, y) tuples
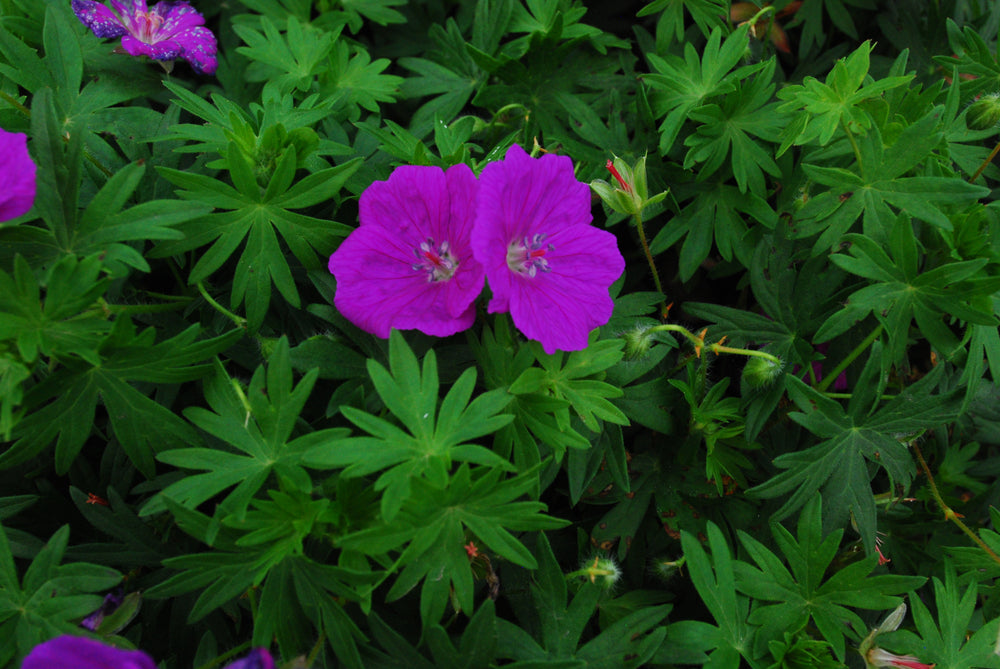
(464, 542), (480, 559)
(86, 493), (110, 507)
(605, 159), (631, 192)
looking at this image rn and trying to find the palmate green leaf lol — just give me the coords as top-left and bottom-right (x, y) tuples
(152, 149), (360, 330)
(510, 337), (628, 435)
(934, 19), (1000, 102)
(793, 0), (877, 57)
(735, 495), (924, 662)
(0, 254), (110, 366)
(0, 523), (121, 667)
(495, 533), (668, 668)
(644, 24), (760, 152)
(678, 522), (755, 668)
(884, 566), (1000, 669)
(747, 365), (961, 552)
(1, 156), (207, 276)
(143, 337), (343, 519)
(341, 465), (567, 629)
(651, 180), (777, 281)
(817, 215), (1000, 363)
(303, 330), (515, 522)
(636, 0), (728, 44)
(366, 598), (498, 669)
(777, 41), (911, 152)
(234, 15), (338, 93)
(795, 115), (990, 255)
(320, 40), (403, 120)
(683, 58), (784, 196)
(3, 320), (240, 476)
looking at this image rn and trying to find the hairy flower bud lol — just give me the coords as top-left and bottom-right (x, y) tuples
(966, 92), (1000, 130)
(579, 556), (621, 590)
(621, 325), (657, 361)
(741, 355), (785, 389)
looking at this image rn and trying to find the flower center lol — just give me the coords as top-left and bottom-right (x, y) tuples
(506, 233), (553, 278)
(135, 10), (165, 43)
(412, 238), (459, 282)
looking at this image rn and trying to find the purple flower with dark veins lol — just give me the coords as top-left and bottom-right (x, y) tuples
(471, 144), (625, 353)
(72, 0), (218, 74)
(0, 127), (36, 222)
(329, 163), (485, 338)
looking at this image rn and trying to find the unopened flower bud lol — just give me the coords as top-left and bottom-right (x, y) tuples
(621, 325), (657, 360)
(579, 556), (621, 590)
(966, 92), (1000, 130)
(590, 153), (668, 218)
(741, 355), (785, 389)
(866, 646), (935, 669)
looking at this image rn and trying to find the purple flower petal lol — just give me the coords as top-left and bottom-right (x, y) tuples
(80, 591), (124, 631)
(120, 33), (183, 60)
(472, 145), (624, 353)
(330, 163), (484, 338)
(72, 0), (128, 38)
(223, 648), (275, 669)
(0, 128), (36, 222)
(23, 636), (157, 669)
(74, 0), (217, 74)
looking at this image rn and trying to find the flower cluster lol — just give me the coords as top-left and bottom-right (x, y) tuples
(0, 127), (36, 222)
(73, 0), (218, 74)
(23, 636), (273, 669)
(329, 145), (625, 354)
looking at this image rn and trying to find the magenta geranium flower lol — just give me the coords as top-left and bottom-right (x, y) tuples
(23, 636), (274, 669)
(0, 127), (36, 222)
(471, 145), (625, 353)
(329, 163), (485, 338)
(72, 0), (218, 74)
(22, 636), (157, 669)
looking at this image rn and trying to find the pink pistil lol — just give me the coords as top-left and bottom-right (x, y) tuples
(605, 159), (630, 192)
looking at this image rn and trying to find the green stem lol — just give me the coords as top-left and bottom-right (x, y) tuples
(648, 323), (705, 349)
(192, 641), (251, 669)
(970, 138), (1000, 183)
(632, 211), (666, 314)
(816, 324), (883, 392)
(709, 343), (782, 365)
(196, 282), (247, 329)
(97, 296), (193, 316)
(842, 121), (866, 180)
(0, 90), (29, 116)
(913, 442), (1000, 567)
(823, 392), (897, 400)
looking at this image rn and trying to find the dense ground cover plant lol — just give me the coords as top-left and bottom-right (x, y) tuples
(2, 0), (1000, 666)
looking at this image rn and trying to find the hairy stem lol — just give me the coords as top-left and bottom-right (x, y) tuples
(913, 441), (1000, 567)
(196, 282), (247, 329)
(970, 138), (1000, 183)
(633, 211), (666, 314)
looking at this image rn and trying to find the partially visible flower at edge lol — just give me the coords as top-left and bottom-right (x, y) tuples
(731, 1), (802, 55)
(22, 636), (274, 669)
(72, 0), (218, 74)
(0, 127), (36, 222)
(472, 144), (625, 354)
(329, 163), (485, 338)
(80, 591), (124, 631)
(866, 646), (935, 669)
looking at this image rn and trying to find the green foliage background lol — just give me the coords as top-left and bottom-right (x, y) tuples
(2, 0), (1000, 667)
